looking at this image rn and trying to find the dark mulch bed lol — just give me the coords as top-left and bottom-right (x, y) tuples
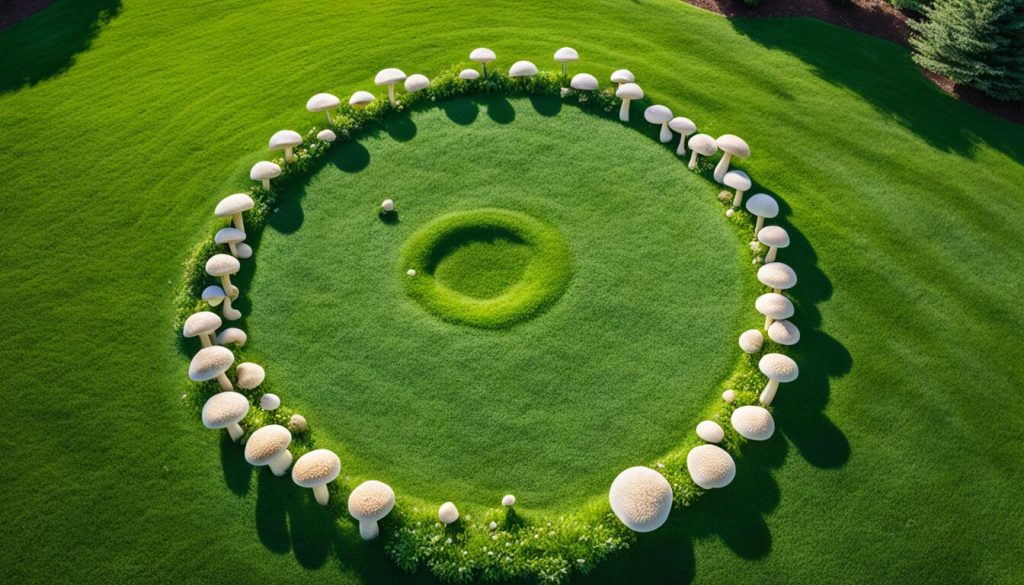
(0, 0), (52, 29)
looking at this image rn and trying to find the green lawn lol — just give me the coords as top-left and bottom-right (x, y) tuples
(2, 0), (1022, 583)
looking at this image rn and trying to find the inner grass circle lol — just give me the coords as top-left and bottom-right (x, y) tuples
(401, 209), (572, 328)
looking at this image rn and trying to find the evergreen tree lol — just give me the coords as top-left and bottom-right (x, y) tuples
(910, 0), (1024, 101)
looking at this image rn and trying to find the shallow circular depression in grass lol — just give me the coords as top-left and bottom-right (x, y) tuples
(248, 95), (752, 511)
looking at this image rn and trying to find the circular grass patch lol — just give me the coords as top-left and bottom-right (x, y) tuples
(400, 208), (572, 328)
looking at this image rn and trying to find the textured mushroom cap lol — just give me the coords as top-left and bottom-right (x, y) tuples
(289, 413), (308, 433)
(214, 193), (254, 217)
(759, 353), (799, 382)
(381, 199), (395, 212)
(686, 444), (736, 489)
(688, 133), (718, 155)
(348, 480), (396, 521)
(668, 116), (696, 134)
(250, 161), (281, 181)
(569, 73), (599, 91)
(615, 82), (644, 100)
(723, 170), (752, 191)
(189, 346), (235, 382)
(755, 292), (795, 320)
(269, 129), (302, 150)
(716, 134), (750, 158)
(757, 225), (790, 248)
(214, 227), (246, 245)
(349, 90), (375, 107)
(469, 47), (496, 63)
(738, 329), (764, 353)
(746, 193), (779, 218)
(292, 449), (341, 487)
(259, 393), (280, 410)
(731, 405), (776, 441)
(696, 420), (725, 443)
(509, 60), (538, 77)
(438, 501), (459, 524)
(554, 47), (580, 61)
(201, 391), (249, 429)
(235, 362), (265, 390)
(502, 494), (516, 506)
(404, 74), (430, 92)
(643, 104), (673, 124)
(244, 424), (291, 466)
(722, 389), (737, 403)
(215, 327), (247, 346)
(183, 311), (222, 338)
(201, 285), (226, 306)
(317, 129), (337, 142)
(758, 262), (798, 290)
(608, 466), (673, 533)
(306, 92), (340, 112)
(374, 68), (407, 85)
(610, 69), (635, 84)
(458, 68), (480, 80)
(205, 254), (240, 277)
(768, 320), (801, 346)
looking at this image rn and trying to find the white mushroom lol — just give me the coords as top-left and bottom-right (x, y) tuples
(404, 74), (430, 94)
(502, 494), (516, 507)
(317, 129), (337, 143)
(610, 69), (635, 87)
(758, 262), (797, 294)
(201, 391), (249, 442)
(722, 389), (737, 403)
(269, 130), (302, 163)
(756, 292), (795, 330)
(746, 193), (779, 235)
(759, 353), (799, 405)
(713, 134), (751, 182)
(288, 413), (308, 433)
(201, 285), (225, 308)
(768, 319), (801, 346)
(722, 170), (752, 209)
(643, 105), (674, 143)
(245, 424), (293, 476)
(438, 502), (459, 525)
(609, 466), (673, 532)
(250, 161), (281, 190)
(686, 444), (736, 489)
(687, 134), (717, 170)
(349, 90), (375, 109)
(731, 405), (775, 441)
(668, 117), (696, 155)
(738, 328), (764, 354)
(509, 60), (538, 78)
(214, 227), (247, 259)
(215, 327), (247, 346)
(569, 73), (598, 91)
(469, 48), (496, 74)
(292, 449), (341, 505)
(235, 362), (265, 390)
(189, 346), (235, 392)
(183, 311), (222, 347)
(375, 68), (407, 105)
(381, 199), (395, 212)
(615, 82), (643, 122)
(758, 225), (790, 263)
(553, 47), (579, 75)
(459, 68), (480, 80)
(214, 193), (254, 232)
(348, 480), (396, 540)
(206, 254), (241, 320)
(696, 420), (725, 443)
(259, 393), (280, 410)
(306, 92), (341, 125)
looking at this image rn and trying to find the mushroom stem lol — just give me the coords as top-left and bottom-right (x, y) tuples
(232, 212), (245, 232)
(359, 520), (380, 541)
(562, 62), (567, 76)
(754, 215), (766, 234)
(261, 178), (270, 190)
(760, 379), (781, 406)
(285, 146), (294, 162)
(324, 111), (333, 126)
(313, 484), (330, 506)
(222, 295), (241, 321)
(688, 150), (700, 170)
(732, 189), (747, 208)
(773, 287), (782, 294)
(482, 63), (488, 75)
(713, 153), (733, 183)
(227, 242), (239, 257)
(765, 247), (779, 263)
(268, 450), (293, 476)
(227, 422), (244, 442)
(659, 123), (672, 143)
(619, 99), (631, 122)
(764, 315), (774, 330)
(216, 372), (233, 392)
(388, 84), (396, 105)
(199, 333), (214, 348)
(677, 135), (688, 156)
(220, 275), (238, 298)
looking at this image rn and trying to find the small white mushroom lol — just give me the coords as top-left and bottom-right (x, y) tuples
(375, 68), (407, 105)
(215, 327), (247, 346)
(643, 105), (674, 143)
(190, 346), (235, 392)
(292, 449), (341, 505)
(438, 502), (459, 525)
(502, 494), (516, 507)
(756, 292), (795, 330)
(459, 68), (480, 80)
(201, 285), (225, 308)
(206, 254), (241, 320)
(615, 82), (643, 122)
(214, 193), (254, 232)
(687, 444), (736, 489)
(245, 424), (293, 476)
(250, 161), (281, 190)
(569, 73), (599, 91)
(406, 268), (416, 277)
(768, 319), (801, 346)
(731, 405), (775, 441)
(723, 170), (752, 209)
(469, 48), (496, 74)
(235, 362), (265, 390)
(288, 413), (308, 433)
(553, 47), (579, 75)
(610, 69), (635, 87)
(746, 193), (780, 235)
(349, 90), (375, 109)
(608, 466), (673, 532)
(713, 134), (751, 182)
(668, 117), (697, 155)
(758, 225), (790, 263)
(259, 393), (280, 411)
(758, 262), (798, 294)
(509, 60), (538, 78)
(738, 328), (764, 354)
(201, 391), (249, 442)
(404, 74), (430, 94)
(759, 353), (799, 405)
(269, 130), (302, 163)
(722, 389), (737, 403)
(306, 92), (341, 125)
(381, 199), (395, 212)
(183, 311), (222, 347)
(687, 134), (717, 170)
(214, 227), (247, 259)
(348, 480), (396, 540)
(317, 129), (337, 143)
(696, 420), (725, 443)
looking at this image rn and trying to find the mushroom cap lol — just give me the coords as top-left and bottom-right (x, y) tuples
(608, 466), (673, 533)
(768, 319), (801, 346)
(201, 285), (226, 306)
(469, 47), (496, 63)
(509, 60), (538, 77)
(722, 170), (752, 191)
(349, 90), (375, 107)
(244, 424), (291, 466)
(759, 353), (799, 382)
(738, 328), (765, 353)
(250, 161), (281, 181)
(731, 405), (775, 441)
(688, 133), (718, 156)
(746, 193), (779, 218)
(569, 73), (599, 91)
(201, 391), (249, 429)
(668, 116), (696, 134)
(348, 480), (396, 522)
(269, 129), (302, 150)
(292, 449), (341, 487)
(554, 47), (579, 62)
(317, 129), (337, 143)
(215, 327), (247, 346)
(686, 444), (736, 489)
(260, 393), (281, 411)
(381, 199), (395, 212)
(643, 104), (673, 124)
(404, 74), (430, 93)
(438, 501), (459, 524)
(722, 389), (737, 403)
(615, 82), (644, 100)
(205, 254), (240, 277)
(758, 262), (798, 290)
(758, 226), (790, 249)
(716, 134), (750, 158)
(214, 193), (254, 217)
(458, 68), (480, 80)
(502, 494), (516, 506)
(306, 92), (340, 112)
(374, 68), (407, 86)
(214, 227), (246, 245)
(610, 69), (635, 84)
(755, 292), (795, 320)
(235, 362), (265, 390)
(183, 311), (222, 338)
(696, 420), (725, 443)
(289, 413), (308, 433)
(189, 346), (234, 382)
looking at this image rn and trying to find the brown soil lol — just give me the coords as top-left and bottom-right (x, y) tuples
(0, 0), (53, 29)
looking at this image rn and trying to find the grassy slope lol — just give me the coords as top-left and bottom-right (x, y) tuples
(0, 0), (1022, 583)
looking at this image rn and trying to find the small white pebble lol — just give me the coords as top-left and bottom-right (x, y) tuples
(489, 521), (497, 531)
(725, 208), (735, 218)
(722, 389), (736, 403)
(407, 268), (417, 277)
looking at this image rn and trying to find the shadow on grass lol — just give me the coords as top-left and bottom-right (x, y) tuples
(219, 433), (252, 496)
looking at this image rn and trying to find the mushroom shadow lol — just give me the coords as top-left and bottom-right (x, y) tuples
(378, 210), (400, 225)
(441, 97), (479, 126)
(266, 193), (305, 234)
(286, 493), (335, 569)
(219, 433), (252, 496)
(331, 140), (372, 174)
(479, 94), (516, 124)
(529, 94), (562, 117)
(255, 470), (292, 554)
(383, 115), (417, 142)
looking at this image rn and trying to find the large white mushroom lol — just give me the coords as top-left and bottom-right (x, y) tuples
(758, 225), (790, 263)
(610, 69), (635, 87)
(306, 92), (341, 125)
(713, 134), (751, 182)
(250, 161), (281, 190)
(756, 292), (795, 329)
(768, 319), (801, 346)
(758, 262), (798, 294)
(553, 47), (579, 75)
(269, 130), (302, 163)
(214, 193), (254, 233)
(214, 227), (248, 259)
(739, 328), (765, 354)
(375, 68), (407, 105)
(723, 170), (752, 209)
(348, 480), (396, 540)
(201, 391), (249, 442)
(509, 60), (538, 78)
(183, 311), (222, 347)
(669, 117), (696, 155)
(469, 47), (496, 74)
(731, 405), (776, 441)
(244, 424), (293, 476)
(438, 501), (459, 526)
(570, 73), (598, 91)
(349, 90), (375, 110)
(404, 74), (430, 94)
(643, 105), (674, 143)
(459, 68), (480, 80)
(687, 134), (717, 170)
(215, 327), (247, 346)
(292, 449), (341, 505)
(608, 466), (673, 532)
(189, 346), (235, 391)
(206, 254), (241, 320)
(235, 362), (265, 390)
(759, 353), (799, 405)
(746, 193), (780, 235)
(686, 444), (736, 489)
(696, 420), (725, 443)
(615, 82), (643, 122)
